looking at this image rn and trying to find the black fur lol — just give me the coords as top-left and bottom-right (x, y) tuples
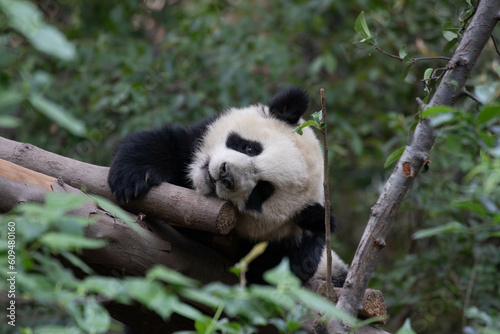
(267, 87), (309, 125)
(244, 180), (275, 212)
(244, 231), (344, 286)
(226, 133), (263, 156)
(108, 117), (216, 203)
(295, 203), (336, 234)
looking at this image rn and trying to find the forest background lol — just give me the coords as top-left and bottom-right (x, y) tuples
(1, 0), (499, 333)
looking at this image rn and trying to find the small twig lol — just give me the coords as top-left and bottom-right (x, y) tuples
(374, 45), (451, 63)
(416, 97), (428, 110)
(462, 253), (480, 329)
(490, 34), (500, 57)
(320, 88), (333, 300)
(412, 56), (452, 62)
(460, 87), (482, 104)
(374, 45), (403, 61)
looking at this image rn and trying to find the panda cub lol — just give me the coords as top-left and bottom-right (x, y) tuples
(108, 87), (348, 286)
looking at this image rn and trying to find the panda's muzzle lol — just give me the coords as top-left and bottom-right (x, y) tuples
(219, 162), (235, 191)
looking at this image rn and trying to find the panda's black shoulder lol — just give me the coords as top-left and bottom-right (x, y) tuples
(186, 114), (220, 147)
(294, 203), (336, 234)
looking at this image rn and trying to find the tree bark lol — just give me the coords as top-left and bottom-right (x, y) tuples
(0, 158), (238, 285)
(0, 136), (237, 235)
(335, 0), (500, 329)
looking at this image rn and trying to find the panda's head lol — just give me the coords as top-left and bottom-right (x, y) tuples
(189, 88), (325, 241)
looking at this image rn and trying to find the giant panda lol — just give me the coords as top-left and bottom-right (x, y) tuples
(108, 87), (348, 287)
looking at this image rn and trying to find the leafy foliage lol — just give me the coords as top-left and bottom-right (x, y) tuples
(1, 195), (358, 333)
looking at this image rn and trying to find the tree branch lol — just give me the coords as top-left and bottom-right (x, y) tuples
(320, 88), (333, 300)
(374, 45), (451, 63)
(334, 0), (500, 328)
(0, 136), (237, 235)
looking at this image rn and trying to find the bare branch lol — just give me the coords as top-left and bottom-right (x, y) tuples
(374, 45), (451, 63)
(490, 34), (500, 57)
(460, 87), (482, 104)
(320, 88), (333, 300)
(416, 97), (428, 110)
(335, 0), (500, 328)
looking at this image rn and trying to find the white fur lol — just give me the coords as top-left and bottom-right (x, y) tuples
(313, 248), (349, 281)
(189, 104), (324, 241)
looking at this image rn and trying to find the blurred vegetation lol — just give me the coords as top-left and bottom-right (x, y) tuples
(0, 0), (499, 333)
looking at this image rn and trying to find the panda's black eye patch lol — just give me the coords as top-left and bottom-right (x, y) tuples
(226, 133), (263, 156)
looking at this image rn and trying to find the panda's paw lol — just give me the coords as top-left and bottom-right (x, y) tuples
(108, 166), (163, 204)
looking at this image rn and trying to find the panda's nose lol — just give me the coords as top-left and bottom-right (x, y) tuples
(219, 162), (235, 190)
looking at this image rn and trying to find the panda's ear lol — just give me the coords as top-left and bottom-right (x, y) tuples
(267, 87), (309, 125)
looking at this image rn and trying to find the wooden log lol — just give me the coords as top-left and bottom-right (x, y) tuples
(0, 158), (239, 332)
(315, 284), (387, 325)
(0, 158), (238, 285)
(0, 137), (237, 234)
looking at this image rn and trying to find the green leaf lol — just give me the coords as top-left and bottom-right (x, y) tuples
(29, 94), (86, 136)
(423, 68), (433, 81)
(83, 277), (128, 300)
(32, 325), (83, 334)
(354, 11), (373, 44)
(126, 279), (177, 319)
(60, 250), (94, 275)
(0, 116), (21, 128)
(180, 288), (222, 308)
(175, 302), (205, 322)
(0, 0), (76, 60)
(0, 90), (24, 108)
(396, 318), (417, 334)
(88, 195), (134, 224)
(453, 200), (488, 215)
(241, 241), (268, 264)
(401, 63), (413, 81)
(40, 232), (107, 251)
(412, 222), (467, 239)
(477, 105), (500, 125)
(420, 105), (456, 118)
(442, 22), (459, 41)
(67, 298), (110, 334)
(263, 259), (301, 288)
(311, 110), (322, 125)
(399, 45), (408, 59)
(442, 30), (458, 41)
(293, 289), (357, 324)
(294, 120), (318, 135)
(384, 146), (405, 168)
(30, 25), (76, 61)
(147, 265), (199, 288)
(88, 195), (147, 237)
(45, 193), (87, 211)
(322, 53), (337, 74)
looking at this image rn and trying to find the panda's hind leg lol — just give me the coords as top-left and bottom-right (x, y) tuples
(288, 232), (348, 288)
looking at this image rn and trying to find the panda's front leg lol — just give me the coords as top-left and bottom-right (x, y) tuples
(288, 232), (348, 288)
(108, 125), (191, 203)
